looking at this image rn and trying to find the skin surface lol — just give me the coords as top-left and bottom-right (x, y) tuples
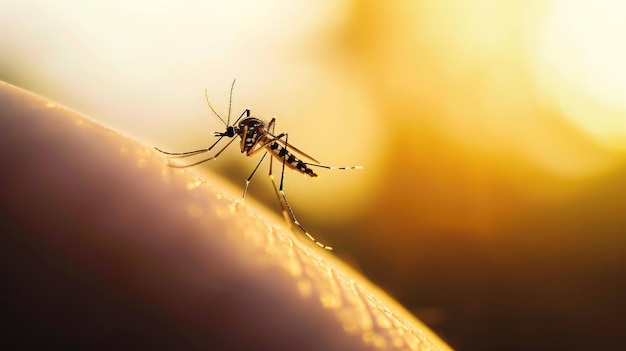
(0, 81), (451, 350)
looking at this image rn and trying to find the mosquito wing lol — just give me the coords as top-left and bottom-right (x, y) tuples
(266, 132), (321, 164)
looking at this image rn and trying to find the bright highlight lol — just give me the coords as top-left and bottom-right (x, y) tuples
(538, 1), (626, 150)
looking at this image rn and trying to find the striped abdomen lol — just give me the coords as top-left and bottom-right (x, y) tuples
(267, 141), (318, 177)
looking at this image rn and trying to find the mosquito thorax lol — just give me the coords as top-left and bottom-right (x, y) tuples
(238, 117), (265, 131)
(238, 117), (267, 154)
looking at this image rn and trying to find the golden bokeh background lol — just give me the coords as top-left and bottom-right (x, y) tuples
(2, 1), (626, 349)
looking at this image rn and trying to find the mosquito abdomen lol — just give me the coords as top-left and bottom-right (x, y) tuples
(268, 142), (318, 177)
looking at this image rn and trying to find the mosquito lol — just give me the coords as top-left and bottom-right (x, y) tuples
(155, 80), (361, 250)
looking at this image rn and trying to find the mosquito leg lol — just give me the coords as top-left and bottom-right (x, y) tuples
(304, 163), (363, 171)
(266, 120), (289, 223)
(162, 136), (238, 168)
(267, 117), (276, 134)
(154, 147), (212, 157)
(279, 133), (288, 190)
(155, 131), (227, 159)
(241, 151), (268, 204)
(268, 132), (332, 250)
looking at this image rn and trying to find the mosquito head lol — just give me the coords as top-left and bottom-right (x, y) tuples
(213, 126), (238, 138)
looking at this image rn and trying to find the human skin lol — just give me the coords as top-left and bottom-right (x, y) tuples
(0, 81), (451, 350)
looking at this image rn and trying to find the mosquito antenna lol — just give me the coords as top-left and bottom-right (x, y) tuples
(205, 88), (228, 127)
(227, 79), (236, 126)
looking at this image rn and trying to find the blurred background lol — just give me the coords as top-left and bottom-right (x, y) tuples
(2, 0), (626, 349)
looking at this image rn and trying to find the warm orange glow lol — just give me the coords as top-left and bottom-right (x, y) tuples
(537, 1), (626, 150)
(3, 2), (626, 349)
